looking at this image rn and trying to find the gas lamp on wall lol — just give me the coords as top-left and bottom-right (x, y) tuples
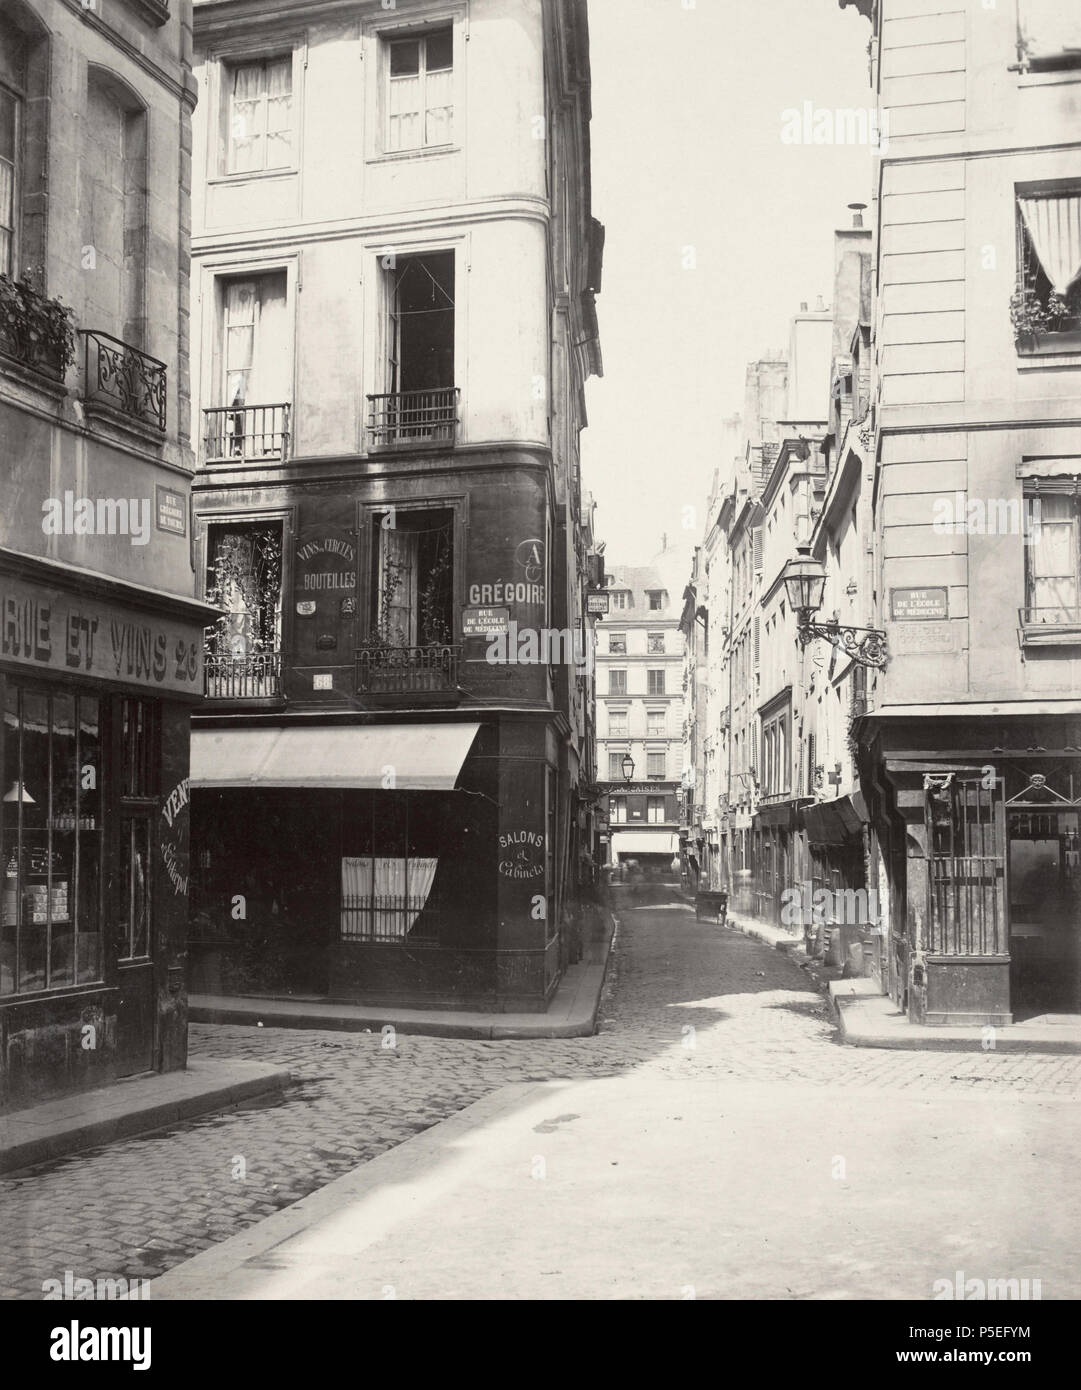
(620, 754), (635, 783)
(781, 545), (889, 669)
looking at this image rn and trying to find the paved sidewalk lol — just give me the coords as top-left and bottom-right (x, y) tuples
(832, 979), (1081, 1054)
(0, 1059), (290, 1175)
(190, 906), (617, 1040)
(145, 1066), (1080, 1300)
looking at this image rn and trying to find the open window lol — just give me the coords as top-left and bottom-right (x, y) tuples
(204, 521), (284, 697)
(1013, 189), (1081, 353)
(205, 272), (292, 462)
(369, 252), (458, 447)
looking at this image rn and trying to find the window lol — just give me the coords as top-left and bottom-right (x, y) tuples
(227, 56), (293, 174)
(647, 669), (665, 696)
(610, 796), (627, 824)
(608, 708), (628, 737)
(1017, 0), (1081, 71)
(205, 522), (284, 695)
(647, 590), (664, 610)
(608, 752), (627, 781)
(646, 709), (666, 737)
(2, 686), (103, 994)
(647, 750), (667, 780)
(761, 707), (790, 797)
(647, 631), (664, 653)
(608, 631), (627, 655)
(370, 251), (458, 446)
(647, 796), (665, 824)
(207, 273), (292, 461)
(386, 27), (453, 153)
(371, 508), (454, 648)
(610, 590), (630, 610)
(0, 81), (17, 276)
(1024, 490), (1080, 621)
(1014, 190), (1081, 347)
(609, 669), (627, 696)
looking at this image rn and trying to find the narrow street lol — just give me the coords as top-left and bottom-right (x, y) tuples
(3, 887), (1080, 1300)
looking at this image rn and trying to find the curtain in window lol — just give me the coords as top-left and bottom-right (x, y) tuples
(1029, 493), (1078, 616)
(341, 856), (373, 940)
(224, 277), (289, 408)
(388, 46), (421, 152)
(264, 57), (293, 168)
(230, 63), (267, 173)
(407, 857), (438, 929)
(379, 528), (418, 646)
(1019, 195), (1081, 297)
(425, 65), (453, 146)
(1019, 0), (1081, 61)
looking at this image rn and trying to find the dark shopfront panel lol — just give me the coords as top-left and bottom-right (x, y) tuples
(0, 676), (192, 1110)
(190, 785), (498, 1005)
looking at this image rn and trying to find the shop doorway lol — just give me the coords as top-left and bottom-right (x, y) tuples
(115, 813), (155, 1076)
(1008, 807), (1081, 1019)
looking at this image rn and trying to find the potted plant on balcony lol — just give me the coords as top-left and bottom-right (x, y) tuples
(0, 265), (76, 382)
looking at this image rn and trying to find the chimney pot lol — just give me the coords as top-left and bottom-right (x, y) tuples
(848, 201), (867, 228)
(799, 301), (808, 312)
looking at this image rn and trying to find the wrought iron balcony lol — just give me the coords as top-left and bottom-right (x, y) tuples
(367, 387), (459, 448)
(0, 274), (75, 382)
(355, 643), (461, 700)
(80, 330), (166, 432)
(203, 404), (291, 464)
(205, 650), (282, 700)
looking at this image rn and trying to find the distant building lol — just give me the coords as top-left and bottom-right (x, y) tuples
(596, 550), (686, 876)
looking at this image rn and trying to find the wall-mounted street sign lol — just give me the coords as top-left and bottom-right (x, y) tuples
(462, 605), (510, 637)
(890, 587), (949, 621)
(586, 592), (610, 616)
(155, 486), (187, 537)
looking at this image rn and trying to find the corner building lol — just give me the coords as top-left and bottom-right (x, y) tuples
(187, 0), (604, 1011)
(0, 0), (208, 1107)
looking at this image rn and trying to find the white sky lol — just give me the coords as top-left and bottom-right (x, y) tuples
(581, 0), (876, 566)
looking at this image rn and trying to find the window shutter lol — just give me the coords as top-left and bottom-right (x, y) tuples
(753, 615), (760, 667)
(753, 526), (763, 572)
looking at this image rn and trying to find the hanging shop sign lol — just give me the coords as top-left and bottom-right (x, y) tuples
(890, 587), (949, 621)
(462, 606), (510, 637)
(586, 592), (610, 616)
(0, 574), (203, 695)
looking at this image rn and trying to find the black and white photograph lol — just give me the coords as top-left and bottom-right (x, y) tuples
(0, 0), (1077, 1352)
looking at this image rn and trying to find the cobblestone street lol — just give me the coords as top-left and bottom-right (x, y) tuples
(4, 888), (1081, 1300)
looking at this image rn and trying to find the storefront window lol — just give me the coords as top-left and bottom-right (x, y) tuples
(2, 684), (103, 995)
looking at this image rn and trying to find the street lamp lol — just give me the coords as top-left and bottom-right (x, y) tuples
(781, 544), (889, 669)
(621, 754), (635, 782)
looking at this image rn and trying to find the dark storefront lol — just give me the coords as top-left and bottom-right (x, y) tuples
(864, 709), (1081, 1026)
(0, 559), (209, 1110)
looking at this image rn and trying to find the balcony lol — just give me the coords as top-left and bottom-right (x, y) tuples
(1018, 606), (1081, 648)
(355, 643), (461, 704)
(367, 388), (459, 449)
(0, 274), (75, 384)
(203, 404), (291, 464)
(205, 650), (283, 700)
(80, 330), (166, 434)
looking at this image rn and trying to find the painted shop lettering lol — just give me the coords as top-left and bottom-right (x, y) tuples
(2, 595), (51, 660)
(296, 538), (356, 562)
(110, 622), (169, 682)
(161, 777), (189, 829)
(468, 583), (545, 606)
(301, 572), (356, 590)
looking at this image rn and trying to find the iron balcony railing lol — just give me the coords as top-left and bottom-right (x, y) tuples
(1019, 606), (1081, 626)
(203, 404), (291, 463)
(205, 650), (282, 699)
(366, 387), (459, 447)
(80, 330), (166, 431)
(356, 643), (461, 696)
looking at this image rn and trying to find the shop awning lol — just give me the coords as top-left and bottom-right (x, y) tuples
(190, 723), (481, 791)
(610, 831), (678, 857)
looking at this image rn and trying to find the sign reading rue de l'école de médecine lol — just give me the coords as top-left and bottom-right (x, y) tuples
(0, 574), (203, 695)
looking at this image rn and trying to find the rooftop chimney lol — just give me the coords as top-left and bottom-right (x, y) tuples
(799, 301), (808, 312)
(848, 201), (867, 228)
(814, 294), (826, 312)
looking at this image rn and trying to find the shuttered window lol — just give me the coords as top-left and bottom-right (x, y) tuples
(925, 776), (1007, 956)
